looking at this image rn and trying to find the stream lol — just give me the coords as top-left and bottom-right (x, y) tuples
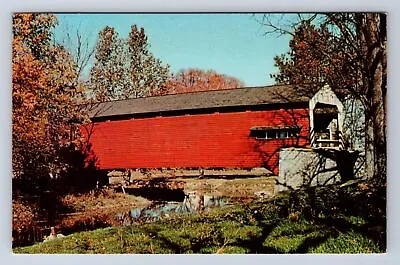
(13, 189), (241, 248)
(13, 175), (272, 247)
(115, 193), (229, 225)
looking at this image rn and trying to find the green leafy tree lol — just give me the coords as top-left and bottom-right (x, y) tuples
(90, 25), (170, 101)
(89, 26), (127, 101)
(128, 25), (170, 98)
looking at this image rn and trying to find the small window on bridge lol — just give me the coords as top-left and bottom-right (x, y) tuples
(250, 126), (300, 140)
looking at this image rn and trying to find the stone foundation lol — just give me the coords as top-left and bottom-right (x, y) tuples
(276, 147), (364, 193)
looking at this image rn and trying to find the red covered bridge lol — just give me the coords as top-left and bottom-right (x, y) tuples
(83, 85), (342, 175)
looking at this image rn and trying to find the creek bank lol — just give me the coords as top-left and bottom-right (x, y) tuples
(13, 176), (276, 248)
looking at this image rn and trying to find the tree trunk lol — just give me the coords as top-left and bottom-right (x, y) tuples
(359, 13), (387, 182)
(372, 57), (387, 183)
(365, 116), (375, 180)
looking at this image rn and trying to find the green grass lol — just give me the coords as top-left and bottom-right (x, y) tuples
(13, 203), (383, 254)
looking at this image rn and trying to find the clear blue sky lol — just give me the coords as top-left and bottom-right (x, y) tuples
(54, 13), (292, 87)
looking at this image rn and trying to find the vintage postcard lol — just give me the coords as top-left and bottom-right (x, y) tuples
(11, 12), (386, 254)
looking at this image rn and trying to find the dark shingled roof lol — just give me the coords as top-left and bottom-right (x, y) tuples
(88, 85), (311, 119)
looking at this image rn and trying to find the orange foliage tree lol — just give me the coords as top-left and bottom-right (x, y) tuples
(154, 68), (244, 95)
(12, 13), (85, 188)
(271, 21), (359, 96)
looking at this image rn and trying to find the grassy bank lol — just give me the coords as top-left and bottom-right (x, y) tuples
(12, 188), (151, 248)
(14, 201), (383, 254)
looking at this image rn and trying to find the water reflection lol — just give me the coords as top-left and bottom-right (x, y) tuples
(116, 193), (228, 225)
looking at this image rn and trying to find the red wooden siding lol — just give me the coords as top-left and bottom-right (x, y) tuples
(84, 108), (310, 174)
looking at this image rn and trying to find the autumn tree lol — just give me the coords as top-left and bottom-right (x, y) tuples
(156, 68), (244, 95)
(262, 13), (386, 182)
(12, 13), (84, 189)
(271, 21), (358, 96)
(89, 25), (170, 101)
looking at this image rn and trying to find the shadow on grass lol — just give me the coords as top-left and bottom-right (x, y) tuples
(293, 232), (336, 253)
(317, 216), (386, 250)
(234, 220), (282, 253)
(232, 220), (333, 254)
(140, 225), (187, 254)
(137, 214), (345, 254)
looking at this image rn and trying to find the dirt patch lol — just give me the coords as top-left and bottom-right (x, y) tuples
(60, 188), (150, 212)
(123, 174), (277, 199)
(57, 188), (152, 231)
(177, 176), (276, 198)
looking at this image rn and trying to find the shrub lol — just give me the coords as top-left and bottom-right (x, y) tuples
(12, 199), (36, 231)
(310, 231), (382, 253)
(281, 181), (386, 222)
